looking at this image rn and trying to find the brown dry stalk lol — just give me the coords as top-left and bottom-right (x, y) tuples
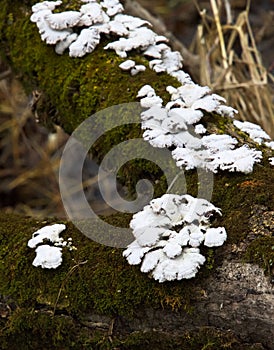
(192, 0), (274, 137)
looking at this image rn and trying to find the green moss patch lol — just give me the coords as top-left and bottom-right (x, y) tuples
(0, 212), (205, 318)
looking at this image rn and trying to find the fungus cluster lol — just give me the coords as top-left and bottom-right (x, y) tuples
(30, 0), (274, 281)
(118, 59), (146, 76)
(123, 194), (226, 282)
(137, 86), (262, 173)
(233, 120), (274, 149)
(28, 224), (76, 268)
(31, 0), (124, 57)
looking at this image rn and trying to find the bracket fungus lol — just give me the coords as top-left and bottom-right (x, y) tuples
(123, 194), (226, 282)
(32, 245), (63, 269)
(119, 59), (146, 76)
(69, 27), (100, 57)
(28, 224), (76, 269)
(137, 85), (263, 173)
(101, 0), (124, 17)
(233, 120), (272, 145)
(28, 223), (66, 248)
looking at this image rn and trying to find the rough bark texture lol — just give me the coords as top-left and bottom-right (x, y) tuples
(0, 1), (274, 349)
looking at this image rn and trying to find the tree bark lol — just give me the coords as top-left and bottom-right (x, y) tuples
(0, 1), (274, 349)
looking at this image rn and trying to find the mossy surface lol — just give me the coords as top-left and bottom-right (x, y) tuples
(0, 212), (228, 348)
(0, 1), (274, 348)
(0, 212), (201, 317)
(0, 158), (273, 347)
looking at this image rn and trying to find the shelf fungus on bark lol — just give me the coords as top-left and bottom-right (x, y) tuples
(32, 244), (63, 269)
(28, 224), (76, 269)
(123, 194), (226, 282)
(119, 59), (146, 75)
(137, 85), (263, 173)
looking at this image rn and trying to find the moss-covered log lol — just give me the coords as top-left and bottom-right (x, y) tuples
(0, 1), (274, 349)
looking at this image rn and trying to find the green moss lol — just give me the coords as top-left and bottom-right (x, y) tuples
(0, 308), (92, 350)
(244, 237), (274, 276)
(2, 212), (250, 348)
(0, 212), (204, 318)
(0, 311), (263, 350)
(110, 328), (264, 350)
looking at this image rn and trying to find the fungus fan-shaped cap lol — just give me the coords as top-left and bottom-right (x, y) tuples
(119, 59), (135, 70)
(204, 227), (227, 247)
(32, 0), (62, 13)
(28, 224), (66, 248)
(32, 245), (62, 269)
(101, 0), (124, 17)
(45, 11), (81, 29)
(69, 28), (100, 57)
(79, 2), (109, 26)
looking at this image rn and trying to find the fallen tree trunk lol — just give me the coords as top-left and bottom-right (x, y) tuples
(0, 1), (274, 349)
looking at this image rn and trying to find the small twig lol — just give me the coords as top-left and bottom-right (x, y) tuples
(210, 0), (229, 69)
(108, 317), (115, 343)
(223, 0), (233, 24)
(53, 260), (88, 316)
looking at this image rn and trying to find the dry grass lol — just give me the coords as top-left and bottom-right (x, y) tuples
(0, 67), (66, 217)
(191, 0), (274, 137)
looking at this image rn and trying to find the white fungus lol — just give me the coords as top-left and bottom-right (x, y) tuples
(69, 28), (100, 57)
(119, 59), (136, 71)
(113, 13), (151, 31)
(195, 124), (207, 134)
(55, 33), (78, 55)
(137, 84), (156, 98)
(31, 11), (73, 45)
(101, 0), (124, 17)
(265, 141), (274, 150)
(233, 120), (271, 144)
(28, 224), (66, 248)
(106, 20), (128, 35)
(204, 227), (227, 247)
(143, 43), (170, 59)
(137, 86), (262, 173)
(32, 0), (62, 13)
(28, 223), (76, 269)
(78, 2), (108, 26)
(45, 11), (81, 29)
(32, 245), (63, 269)
(123, 194), (226, 282)
(130, 64), (146, 76)
(104, 27), (160, 58)
(149, 49), (183, 74)
(118, 60), (146, 75)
